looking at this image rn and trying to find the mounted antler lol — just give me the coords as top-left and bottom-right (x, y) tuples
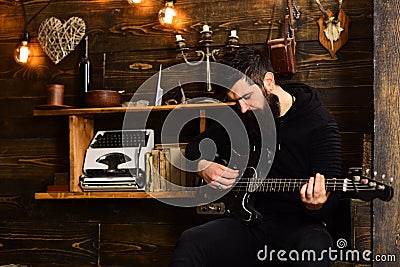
(315, 0), (343, 22)
(334, 0), (343, 23)
(315, 0), (346, 52)
(315, 0), (329, 21)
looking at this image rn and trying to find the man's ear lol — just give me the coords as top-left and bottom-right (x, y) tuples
(263, 72), (275, 93)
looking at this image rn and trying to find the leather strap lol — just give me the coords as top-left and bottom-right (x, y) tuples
(287, 0), (296, 48)
(267, 0), (277, 42)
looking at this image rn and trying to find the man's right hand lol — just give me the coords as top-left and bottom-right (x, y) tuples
(197, 159), (239, 190)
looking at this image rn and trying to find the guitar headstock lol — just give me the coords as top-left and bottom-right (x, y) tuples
(346, 167), (394, 202)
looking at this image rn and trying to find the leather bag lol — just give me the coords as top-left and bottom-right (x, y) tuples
(267, 1), (297, 74)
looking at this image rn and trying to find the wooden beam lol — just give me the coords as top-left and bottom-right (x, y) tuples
(69, 115), (94, 192)
(373, 0), (400, 265)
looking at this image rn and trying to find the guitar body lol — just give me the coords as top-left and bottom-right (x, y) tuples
(222, 190), (262, 225)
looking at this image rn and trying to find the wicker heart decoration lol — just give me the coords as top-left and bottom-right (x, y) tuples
(38, 17), (86, 64)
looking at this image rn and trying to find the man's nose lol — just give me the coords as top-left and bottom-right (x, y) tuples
(238, 99), (250, 113)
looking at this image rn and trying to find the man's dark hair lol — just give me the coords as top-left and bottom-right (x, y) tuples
(218, 46), (281, 118)
(219, 46), (275, 88)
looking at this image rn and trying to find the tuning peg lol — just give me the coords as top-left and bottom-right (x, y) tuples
(377, 184), (385, 190)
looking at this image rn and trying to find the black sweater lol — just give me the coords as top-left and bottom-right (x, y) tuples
(185, 83), (342, 221)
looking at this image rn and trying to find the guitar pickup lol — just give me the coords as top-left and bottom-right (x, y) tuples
(196, 202), (225, 215)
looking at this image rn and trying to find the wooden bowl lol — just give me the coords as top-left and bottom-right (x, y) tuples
(85, 90), (121, 107)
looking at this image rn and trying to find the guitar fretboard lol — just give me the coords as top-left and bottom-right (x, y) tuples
(233, 177), (382, 193)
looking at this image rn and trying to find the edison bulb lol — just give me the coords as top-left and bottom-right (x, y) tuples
(158, 1), (177, 26)
(127, 0), (143, 5)
(14, 40), (31, 64)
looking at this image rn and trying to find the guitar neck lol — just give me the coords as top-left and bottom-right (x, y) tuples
(239, 178), (353, 193)
(232, 173), (393, 202)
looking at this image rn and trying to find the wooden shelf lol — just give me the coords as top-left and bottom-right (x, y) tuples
(33, 102), (235, 117)
(35, 191), (196, 200)
(34, 102), (228, 197)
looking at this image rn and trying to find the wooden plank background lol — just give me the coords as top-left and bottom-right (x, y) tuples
(373, 0), (400, 266)
(0, 0), (374, 266)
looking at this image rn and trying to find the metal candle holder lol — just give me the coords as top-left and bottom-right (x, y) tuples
(175, 25), (239, 92)
(226, 31), (239, 51)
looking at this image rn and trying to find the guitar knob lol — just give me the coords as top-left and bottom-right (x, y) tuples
(368, 181), (376, 188)
(214, 206), (222, 212)
(201, 205), (208, 212)
(361, 178), (368, 184)
(353, 175), (361, 182)
(209, 205), (218, 211)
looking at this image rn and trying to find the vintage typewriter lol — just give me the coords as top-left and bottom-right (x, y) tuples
(80, 129), (154, 191)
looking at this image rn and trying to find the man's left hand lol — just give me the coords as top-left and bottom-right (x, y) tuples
(300, 173), (330, 211)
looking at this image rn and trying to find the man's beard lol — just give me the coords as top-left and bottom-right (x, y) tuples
(265, 93), (280, 118)
(257, 84), (281, 118)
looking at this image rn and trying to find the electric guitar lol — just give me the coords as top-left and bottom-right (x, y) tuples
(198, 167), (394, 224)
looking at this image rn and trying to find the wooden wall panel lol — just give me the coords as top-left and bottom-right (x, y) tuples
(32, 199), (198, 223)
(0, 138), (68, 180)
(0, 195), (29, 219)
(0, 222), (99, 266)
(0, 0), (372, 48)
(0, 118), (70, 138)
(0, 39), (373, 100)
(341, 133), (364, 172)
(100, 223), (187, 266)
(351, 201), (372, 254)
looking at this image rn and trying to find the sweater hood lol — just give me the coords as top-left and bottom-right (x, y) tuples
(280, 83), (323, 121)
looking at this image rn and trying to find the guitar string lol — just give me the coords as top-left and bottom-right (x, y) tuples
(219, 164), (383, 192)
(233, 178), (378, 184)
(230, 187), (379, 192)
(231, 179), (382, 192)
(231, 187), (378, 192)
(232, 180), (377, 186)
(233, 167), (380, 191)
(233, 180), (376, 186)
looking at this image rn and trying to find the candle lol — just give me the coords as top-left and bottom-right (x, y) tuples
(176, 34), (183, 41)
(203, 24), (210, 32)
(230, 30), (237, 37)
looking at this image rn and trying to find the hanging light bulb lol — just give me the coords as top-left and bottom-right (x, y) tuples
(14, 0), (52, 65)
(127, 0), (143, 5)
(158, 0), (178, 27)
(14, 31), (31, 64)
